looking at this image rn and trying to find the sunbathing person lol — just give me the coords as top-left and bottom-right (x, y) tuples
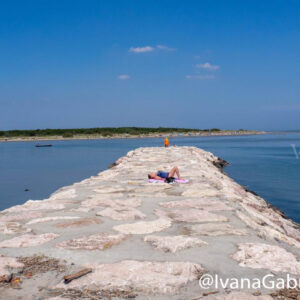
(148, 166), (182, 180)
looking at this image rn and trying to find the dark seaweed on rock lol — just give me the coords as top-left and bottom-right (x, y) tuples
(18, 255), (66, 275)
(243, 187), (259, 196)
(108, 162), (117, 169)
(212, 157), (229, 169)
(270, 288), (300, 299)
(46, 287), (137, 299)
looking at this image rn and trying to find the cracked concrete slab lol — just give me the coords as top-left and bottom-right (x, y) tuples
(54, 217), (102, 228)
(56, 233), (127, 250)
(1, 146), (300, 299)
(26, 216), (80, 225)
(155, 208), (228, 223)
(232, 243), (300, 274)
(80, 197), (142, 209)
(188, 223), (247, 236)
(0, 222), (32, 234)
(0, 233), (59, 248)
(144, 235), (207, 252)
(159, 198), (232, 211)
(113, 218), (172, 234)
(96, 207), (146, 221)
(0, 212), (43, 222)
(55, 260), (204, 294)
(3, 200), (65, 213)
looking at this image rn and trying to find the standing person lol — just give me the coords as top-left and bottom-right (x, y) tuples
(164, 137), (169, 147)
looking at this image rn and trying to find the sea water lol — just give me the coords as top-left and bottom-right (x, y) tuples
(0, 133), (299, 222)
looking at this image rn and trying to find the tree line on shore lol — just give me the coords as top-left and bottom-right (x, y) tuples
(0, 127), (223, 138)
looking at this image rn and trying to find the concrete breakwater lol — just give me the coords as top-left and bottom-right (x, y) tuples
(0, 146), (299, 299)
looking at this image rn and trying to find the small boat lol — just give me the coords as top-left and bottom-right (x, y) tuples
(35, 144), (52, 147)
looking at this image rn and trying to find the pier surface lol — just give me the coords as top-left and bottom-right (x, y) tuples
(0, 147), (300, 299)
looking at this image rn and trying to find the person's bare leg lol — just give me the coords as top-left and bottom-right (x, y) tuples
(169, 166), (181, 179)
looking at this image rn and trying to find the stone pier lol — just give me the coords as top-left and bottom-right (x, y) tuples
(0, 147), (300, 299)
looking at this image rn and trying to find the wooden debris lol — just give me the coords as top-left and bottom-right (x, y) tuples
(64, 268), (92, 284)
(202, 291), (219, 296)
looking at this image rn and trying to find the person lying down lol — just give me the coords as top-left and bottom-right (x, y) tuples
(148, 166), (183, 181)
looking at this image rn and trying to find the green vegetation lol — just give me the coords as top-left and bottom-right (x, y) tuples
(0, 127), (225, 138)
(62, 132), (74, 138)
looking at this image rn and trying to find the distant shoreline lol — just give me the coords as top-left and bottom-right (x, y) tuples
(0, 130), (266, 143)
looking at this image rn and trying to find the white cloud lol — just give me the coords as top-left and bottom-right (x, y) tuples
(129, 45), (176, 53)
(196, 62), (220, 71)
(129, 46), (154, 53)
(185, 74), (215, 80)
(118, 74), (130, 80)
(156, 45), (176, 51)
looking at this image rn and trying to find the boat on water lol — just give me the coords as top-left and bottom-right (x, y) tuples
(35, 144), (52, 147)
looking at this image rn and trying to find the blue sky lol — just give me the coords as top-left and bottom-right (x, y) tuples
(1, 0), (299, 130)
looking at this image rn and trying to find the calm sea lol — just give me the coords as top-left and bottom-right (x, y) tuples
(0, 133), (299, 222)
